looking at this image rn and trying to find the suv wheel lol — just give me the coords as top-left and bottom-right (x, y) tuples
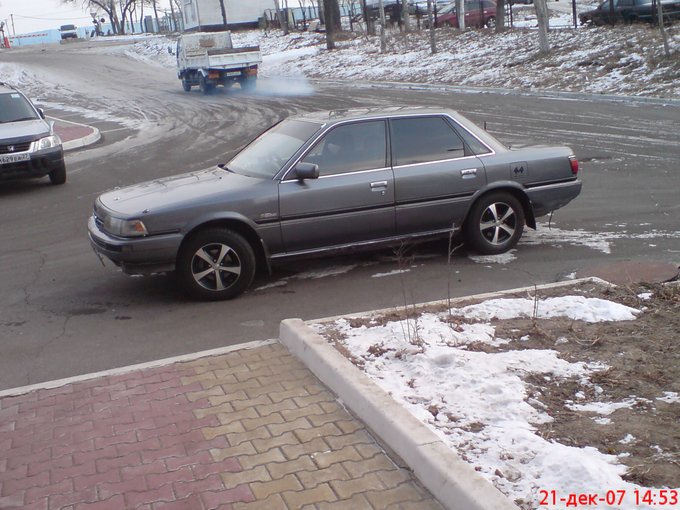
(177, 228), (256, 300)
(49, 162), (67, 185)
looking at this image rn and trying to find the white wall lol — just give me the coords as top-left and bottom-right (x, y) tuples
(183, 0), (275, 30)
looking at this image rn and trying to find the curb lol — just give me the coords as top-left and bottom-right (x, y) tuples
(48, 116), (102, 152)
(0, 339), (277, 399)
(279, 277), (613, 510)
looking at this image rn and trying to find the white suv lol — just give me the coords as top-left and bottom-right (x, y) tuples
(0, 83), (66, 185)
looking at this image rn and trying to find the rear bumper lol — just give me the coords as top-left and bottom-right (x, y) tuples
(527, 179), (582, 217)
(88, 216), (183, 275)
(0, 146), (64, 181)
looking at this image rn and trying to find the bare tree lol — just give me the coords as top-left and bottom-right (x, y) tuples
(273, 0), (289, 34)
(378, 0), (386, 53)
(456, 0), (465, 30)
(495, 0), (505, 32)
(657, 0), (670, 57)
(401, 0), (411, 32)
(534, 0), (550, 53)
(427, 0), (436, 53)
(323, 0), (336, 49)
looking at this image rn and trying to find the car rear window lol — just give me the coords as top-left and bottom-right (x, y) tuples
(0, 93), (39, 123)
(390, 116), (466, 166)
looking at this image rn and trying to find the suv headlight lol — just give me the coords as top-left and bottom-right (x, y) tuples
(104, 216), (148, 237)
(31, 134), (62, 152)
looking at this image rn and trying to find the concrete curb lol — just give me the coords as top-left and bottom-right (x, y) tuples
(279, 277), (613, 510)
(0, 339), (277, 399)
(48, 116), (102, 152)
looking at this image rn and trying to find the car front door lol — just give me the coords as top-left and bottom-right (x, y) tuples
(390, 115), (488, 236)
(278, 120), (395, 254)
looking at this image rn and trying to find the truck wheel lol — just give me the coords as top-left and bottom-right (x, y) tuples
(182, 78), (192, 92)
(177, 228), (256, 301)
(465, 192), (525, 255)
(198, 74), (212, 94)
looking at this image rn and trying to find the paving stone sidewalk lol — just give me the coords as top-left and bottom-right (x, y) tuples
(0, 342), (443, 510)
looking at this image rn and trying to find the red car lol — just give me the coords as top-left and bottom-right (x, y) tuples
(434, 0), (497, 28)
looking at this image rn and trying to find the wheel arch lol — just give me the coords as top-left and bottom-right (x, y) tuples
(465, 183), (536, 230)
(179, 216), (272, 275)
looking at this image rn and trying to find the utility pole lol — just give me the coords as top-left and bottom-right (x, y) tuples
(378, 0), (386, 53)
(11, 14), (15, 36)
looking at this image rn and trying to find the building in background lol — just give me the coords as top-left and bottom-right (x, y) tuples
(182, 0), (274, 31)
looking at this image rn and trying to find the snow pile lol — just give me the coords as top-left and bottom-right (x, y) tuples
(321, 295), (658, 509)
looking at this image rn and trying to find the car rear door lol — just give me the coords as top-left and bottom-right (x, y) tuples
(278, 120), (395, 253)
(390, 115), (488, 236)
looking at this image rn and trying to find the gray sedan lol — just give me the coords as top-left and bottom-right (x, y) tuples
(88, 107), (581, 300)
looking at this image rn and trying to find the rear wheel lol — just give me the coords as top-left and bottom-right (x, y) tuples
(198, 74), (212, 94)
(49, 162), (66, 185)
(485, 16), (496, 28)
(181, 78), (192, 92)
(177, 228), (256, 301)
(465, 192), (525, 254)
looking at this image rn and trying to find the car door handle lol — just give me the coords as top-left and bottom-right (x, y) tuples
(460, 168), (477, 178)
(370, 181), (388, 189)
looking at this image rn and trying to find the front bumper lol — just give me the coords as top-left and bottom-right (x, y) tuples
(527, 179), (582, 218)
(88, 216), (183, 275)
(0, 146), (64, 181)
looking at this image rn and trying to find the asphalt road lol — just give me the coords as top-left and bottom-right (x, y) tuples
(1, 42), (678, 390)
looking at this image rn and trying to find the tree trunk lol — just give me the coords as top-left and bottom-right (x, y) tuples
(401, 0), (411, 32)
(427, 0), (436, 53)
(657, 0), (670, 57)
(323, 0), (335, 49)
(534, 0), (550, 53)
(152, 0), (160, 33)
(495, 0), (505, 32)
(378, 0), (386, 53)
(456, 0), (465, 30)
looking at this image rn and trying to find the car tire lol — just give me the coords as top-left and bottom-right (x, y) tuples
(49, 162), (67, 185)
(182, 78), (192, 92)
(485, 16), (496, 28)
(177, 228), (256, 301)
(465, 192), (525, 255)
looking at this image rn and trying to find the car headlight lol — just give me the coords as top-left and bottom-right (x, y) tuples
(104, 216), (148, 237)
(32, 134), (62, 151)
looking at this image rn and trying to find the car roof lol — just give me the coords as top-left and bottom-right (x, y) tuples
(0, 82), (21, 94)
(293, 106), (461, 125)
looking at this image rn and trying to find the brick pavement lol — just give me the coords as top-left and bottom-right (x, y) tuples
(0, 342), (444, 510)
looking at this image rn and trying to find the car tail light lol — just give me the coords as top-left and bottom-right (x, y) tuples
(569, 155), (579, 175)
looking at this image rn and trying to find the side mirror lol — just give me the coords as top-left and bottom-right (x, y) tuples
(38, 108), (45, 119)
(294, 162), (319, 180)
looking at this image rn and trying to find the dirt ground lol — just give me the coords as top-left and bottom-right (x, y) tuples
(485, 281), (680, 490)
(324, 279), (680, 500)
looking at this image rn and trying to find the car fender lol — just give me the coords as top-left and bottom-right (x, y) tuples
(465, 181), (537, 229)
(180, 212), (273, 273)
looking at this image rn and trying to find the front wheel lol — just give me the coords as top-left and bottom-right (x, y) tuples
(465, 192), (525, 254)
(49, 162), (67, 185)
(485, 16), (496, 28)
(177, 228), (256, 301)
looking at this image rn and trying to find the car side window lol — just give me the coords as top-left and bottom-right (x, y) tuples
(390, 116), (466, 166)
(446, 120), (492, 156)
(301, 121), (387, 176)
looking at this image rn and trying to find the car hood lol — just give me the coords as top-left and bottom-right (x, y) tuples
(98, 168), (265, 217)
(0, 119), (50, 142)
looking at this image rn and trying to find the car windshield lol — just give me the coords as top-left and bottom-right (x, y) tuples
(227, 119), (321, 179)
(439, 3), (456, 13)
(0, 93), (39, 123)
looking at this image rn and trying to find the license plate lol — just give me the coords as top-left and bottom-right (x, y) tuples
(0, 153), (30, 165)
(224, 71), (242, 77)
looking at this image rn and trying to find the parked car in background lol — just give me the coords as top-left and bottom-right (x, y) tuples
(88, 107), (581, 301)
(0, 83), (66, 185)
(59, 24), (78, 40)
(429, 0), (497, 27)
(579, 0), (680, 24)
